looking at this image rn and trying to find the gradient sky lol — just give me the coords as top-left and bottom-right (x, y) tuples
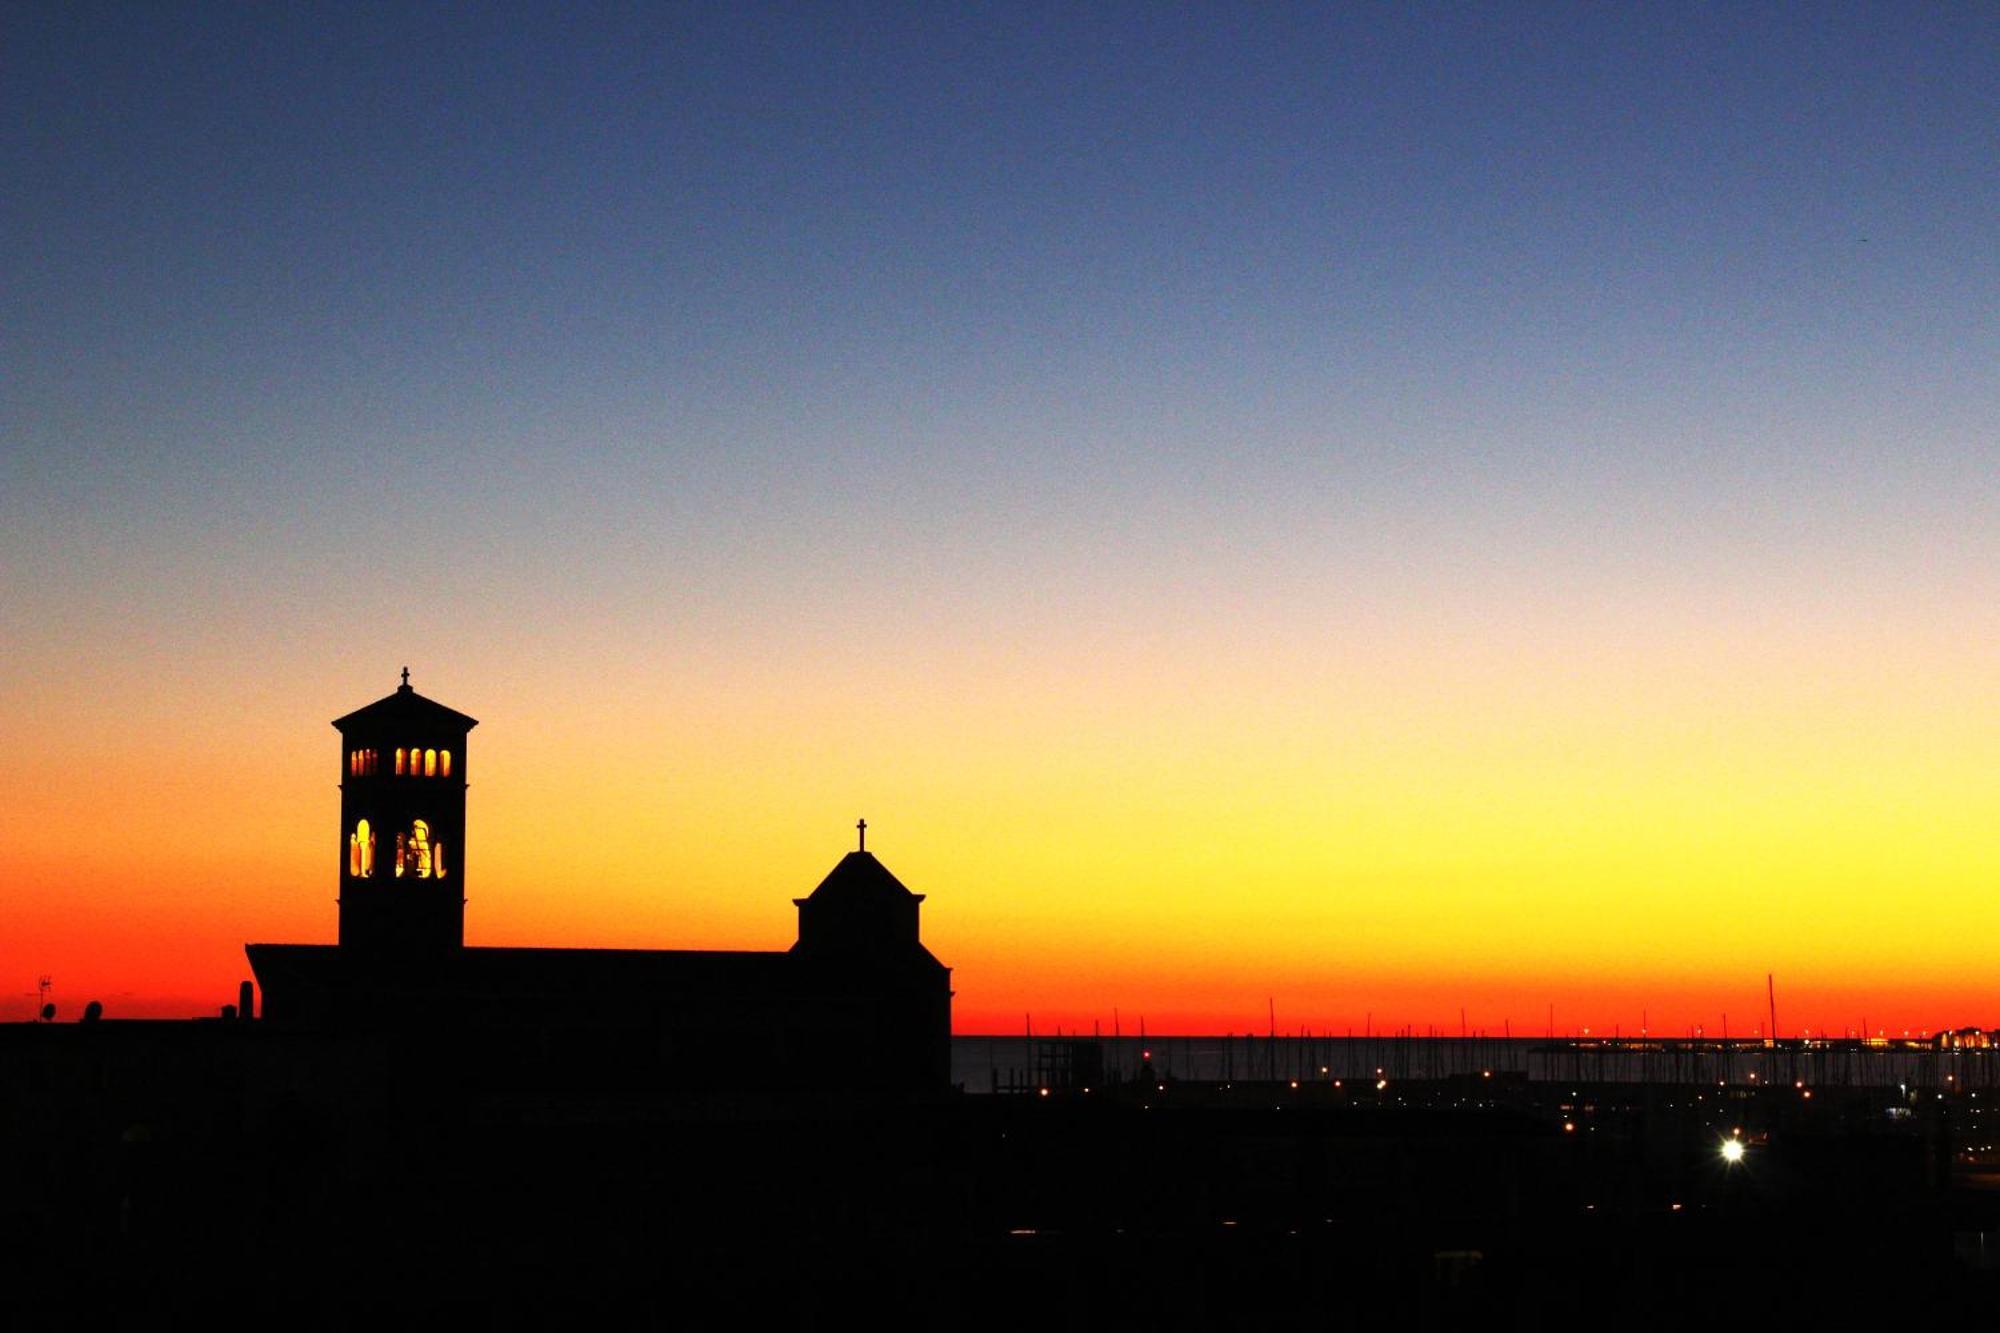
(4, 4), (1997, 1034)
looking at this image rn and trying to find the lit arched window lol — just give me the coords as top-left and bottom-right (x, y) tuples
(395, 748), (407, 776)
(434, 842), (447, 879)
(407, 819), (433, 878)
(351, 818), (374, 878)
(440, 750), (452, 778)
(394, 831), (406, 876)
(424, 748), (437, 777)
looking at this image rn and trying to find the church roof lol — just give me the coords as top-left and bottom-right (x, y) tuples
(457, 946), (793, 994)
(332, 673), (479, 734)
(794, 851), (924, 908)
(248, 942), (794, 994)
(246, 941), (938, 1006)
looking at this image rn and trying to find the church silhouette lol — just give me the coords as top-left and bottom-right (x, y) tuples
(248, 673), (952, 1089)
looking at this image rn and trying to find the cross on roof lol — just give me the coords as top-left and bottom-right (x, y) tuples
(856, 818), (867, 852)
(400, 666), (410, 688)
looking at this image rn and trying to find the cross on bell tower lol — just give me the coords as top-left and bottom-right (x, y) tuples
(856, 817), (866, 852)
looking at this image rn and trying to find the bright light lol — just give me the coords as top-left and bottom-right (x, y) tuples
(1720, 1138), (1745, 1164)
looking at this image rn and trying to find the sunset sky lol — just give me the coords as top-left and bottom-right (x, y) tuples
(5, 5), (1996, 1034)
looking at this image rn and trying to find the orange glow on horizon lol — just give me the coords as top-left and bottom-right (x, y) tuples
(3, 643), (1998, 1034)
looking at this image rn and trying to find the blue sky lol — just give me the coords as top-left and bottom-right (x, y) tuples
(8, 1), (1997, 736)
(12, 4), (1993, 476)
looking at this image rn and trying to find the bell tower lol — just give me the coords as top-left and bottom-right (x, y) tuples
(333, 669), (478, 971)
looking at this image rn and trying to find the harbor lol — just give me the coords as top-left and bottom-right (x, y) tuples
(959, 1031), (2000, 1094)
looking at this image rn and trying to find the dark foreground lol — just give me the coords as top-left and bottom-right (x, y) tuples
(6, 1022), (2000, 1328)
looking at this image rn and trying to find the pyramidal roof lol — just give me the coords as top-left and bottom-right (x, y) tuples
(332, 673), (480, 733)
(795, 851), (924, 906)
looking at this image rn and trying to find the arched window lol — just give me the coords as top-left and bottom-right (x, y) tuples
(424, 748), (437, 777)
(350, 818), (374, 878)
(394, 831), (406, 877)
(434, 842), (447, 879)
(440, 750), (452, 778)
(395, 748), (407, 776)
(407, 819), (433, 878)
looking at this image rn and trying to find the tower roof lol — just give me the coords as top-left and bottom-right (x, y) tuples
(793, 851), (925, 908)
(332, 672), (479, 734)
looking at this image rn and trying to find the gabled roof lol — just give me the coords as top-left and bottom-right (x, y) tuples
(793, 851), (924, 907)
(333, 678), (480, 733)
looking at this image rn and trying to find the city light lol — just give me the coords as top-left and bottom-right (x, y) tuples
(1720, 1138), (1745, 1164)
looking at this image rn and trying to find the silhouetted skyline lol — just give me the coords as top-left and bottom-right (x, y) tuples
(243, 674), (951, 1088)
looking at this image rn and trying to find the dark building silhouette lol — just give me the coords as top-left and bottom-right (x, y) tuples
(329, 669), (474, 971)
(248, 673), (951, 1088)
